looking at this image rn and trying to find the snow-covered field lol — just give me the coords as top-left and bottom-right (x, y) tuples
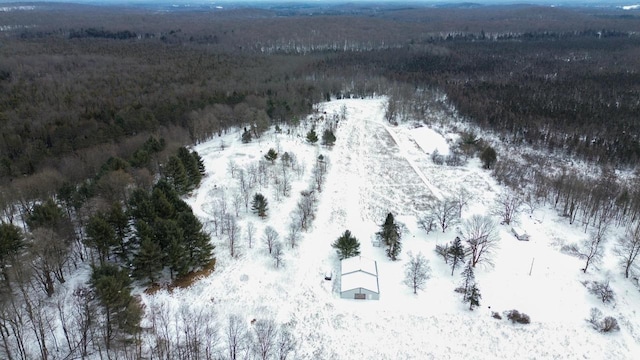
(143, 97), (640, 359)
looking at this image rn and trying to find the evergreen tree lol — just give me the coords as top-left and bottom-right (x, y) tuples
(480, 146), (497, 169)
(167, 237), (190, 279)
(331, 230), (361, 260)
(264, 148), (278, 164)
(467, 284), (482, 310)
(108, 204), (131, 262)
(192, 150), (206, 177)
(322, 129), (336, 146)
(154, 181), (190, 214)
(153, 218), (181, 255)
(164, 155), (189, 194)
(377, 212), (402, 260)
(0, 222), (23, 282)
(449, 236), (466, 276)
(127, 188), (155, 224)
(152, 187), (175, 219)
(131, 236), (163, 284)
(86, 214), (118, 265)
(177, 210), (214, 268)
(90, 264), (142, 349)
(27, 198), (66, 230)
(177, 146), (202, 189)
(306, 128), (318, 144)
(251, 193), (269, 219)
(460, 261), (476, 302)
(241, 128), (252, 143)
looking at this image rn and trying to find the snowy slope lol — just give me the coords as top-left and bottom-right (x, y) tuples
(142, 97), (639, 359)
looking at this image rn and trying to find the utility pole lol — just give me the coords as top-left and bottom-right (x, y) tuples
(529, 257), (535, 276)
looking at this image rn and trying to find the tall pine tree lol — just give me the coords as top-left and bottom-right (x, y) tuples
(449, 236), (466, 276)
(132, 236), (163, 285)
(467, 284), (482, 310)
(377, 212), (402, 260)
(90, 264), (142, 349)
(86, 214), (118, 265)
(177, 210), (214, 268)
(164, 155), (189, 194)
(460, 261), (476, 303)
(177, 146), (202, 190)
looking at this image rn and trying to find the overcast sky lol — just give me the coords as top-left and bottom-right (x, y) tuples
(3, 0), (627, 4)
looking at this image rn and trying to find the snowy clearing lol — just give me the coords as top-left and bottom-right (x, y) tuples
(142, 97), (639, 359)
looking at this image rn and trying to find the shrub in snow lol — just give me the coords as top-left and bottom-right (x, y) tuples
(492, 312), (502, 320)
(587, 280), (615, 304)
(431, 149), (444, 165)
(588, 307), (620, 333)
(505, 310), (530, 324)
(560, 242), (580, 256)
(601, 317), (620, 333)
(435, 243), (450, 264)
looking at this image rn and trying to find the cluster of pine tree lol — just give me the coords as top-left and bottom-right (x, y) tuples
(77, 146), (213, 347)
(84, 146), (211, 284)
(163, 147), (206, 195)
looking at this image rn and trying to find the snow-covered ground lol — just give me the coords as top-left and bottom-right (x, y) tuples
(143, 97), (640, 359)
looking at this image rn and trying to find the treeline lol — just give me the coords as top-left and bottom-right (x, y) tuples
(69, 28), (137, 40)
(316, 32), (640, 166)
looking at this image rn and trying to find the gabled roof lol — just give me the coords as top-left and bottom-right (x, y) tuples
(340, 256), (379, 294)
(341, 256), (377, 277)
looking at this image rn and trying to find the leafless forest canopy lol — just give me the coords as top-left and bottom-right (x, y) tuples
(2, 3), (640, 182)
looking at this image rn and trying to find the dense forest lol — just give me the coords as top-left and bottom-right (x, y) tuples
(2, 2), (640, 358)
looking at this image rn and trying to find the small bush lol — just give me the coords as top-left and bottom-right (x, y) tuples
(601, 316), (620, 333)
(454, 286), (466, 294)
(560, 243), (580, 256)
(492, 311), (502, 320)
(431, 149), (445, 165)
(588, 280), (615, 304)
(505, 309), (530, 324)
(588, 308), (620, 333)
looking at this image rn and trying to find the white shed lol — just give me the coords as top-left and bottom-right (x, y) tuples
(340, 256), (380, 300)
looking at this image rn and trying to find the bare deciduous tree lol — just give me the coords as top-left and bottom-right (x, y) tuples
(30, 228), (70, 297)
(492, 190), (523, 225)
(227, 159), (238, 178)
(272, 242), (285, 268)
(286, 221), (301, 249)
(454, 187), (472, 218)
(252, 319), (277, 360)
(246, 222), (256, 249)
(276, 324), (296, 360)
(462, 215), (500, 267)
(226, 215), (241, 258)
(429, 198), (459, 233)
(232, 192), (243, 217)
(226, 314), (249, 360)
(403, 252), (431, 294)
(579, 224), (608, 274)
(295, 189), (316, 231)
(263, 226), (279, 254)
(237, 169), (252, 212)
(615, 222), (640, 278)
